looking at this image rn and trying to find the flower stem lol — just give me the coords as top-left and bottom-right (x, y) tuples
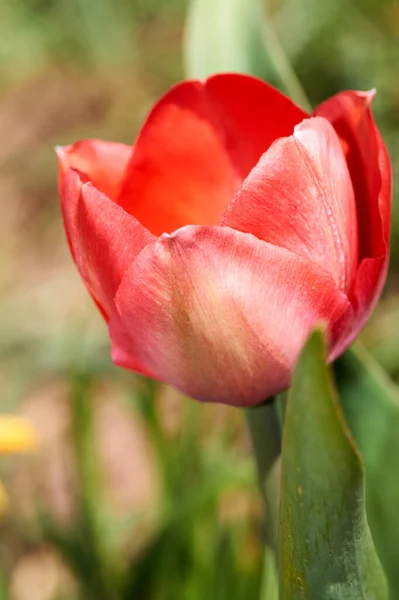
(259, 545), (279, 599)
(245, 399), (281, 598)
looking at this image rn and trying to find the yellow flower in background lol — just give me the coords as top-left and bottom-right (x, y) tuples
(0, 416), (37, 513)
(0, 417), (37, 454)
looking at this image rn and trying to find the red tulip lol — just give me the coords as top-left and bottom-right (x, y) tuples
(56, 74), (391, 406)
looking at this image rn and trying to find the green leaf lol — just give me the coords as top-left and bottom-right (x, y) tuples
(279, 330), (387, 600)
(183, 0), (270, 79)
(335, 343), (399, 600)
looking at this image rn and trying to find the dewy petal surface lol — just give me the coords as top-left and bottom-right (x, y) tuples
(117, 74), (307, 236)
(61, 170), (154, 318)
(110, 225), (350, 406)
(57, 139), (132, 201)
(221, 117), (358, 291)
(316, 91), (392, 347)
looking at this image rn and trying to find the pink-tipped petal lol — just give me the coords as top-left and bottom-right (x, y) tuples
(56, 139), (132, 201)
(221, 117), (358, 292)
(110, 225), (350, 406)
(61, 169), (155, 318)
(117, 74), (307, 236)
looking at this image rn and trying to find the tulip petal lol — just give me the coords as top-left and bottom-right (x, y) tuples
(117, 74), (307, 236)
(61, 169), (154, 317)
(330, 256), (386, 360)
(56, 139), (132, 201)
(221, 117), (358, 292)
(109, 225), (350, 406)
(316, 91), (392, 340)
(315, 90), (391, 261)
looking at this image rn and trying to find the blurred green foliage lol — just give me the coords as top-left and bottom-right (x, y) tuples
(0, 0), (398, 598)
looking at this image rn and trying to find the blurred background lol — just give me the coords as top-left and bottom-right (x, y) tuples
(0, 0), (398, 598)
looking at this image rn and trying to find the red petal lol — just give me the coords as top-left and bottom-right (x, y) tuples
(56, 140), (132, 202)
(117, 74), (307, 236)
(109, 225), (349, 406)
(330, 257), (384, 360)
(315, 91), (392, 335)
(315, 90), (391, 261)
(222, 117), (358, 292)
(61, 169), (154, 318)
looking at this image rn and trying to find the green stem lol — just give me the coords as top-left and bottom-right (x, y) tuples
(245, 399), (281, 599)
(275, 391), (288, 431)
(259, 545), (279, 600)
(246, 399), (281, 549)
(261, 2), (312, 112)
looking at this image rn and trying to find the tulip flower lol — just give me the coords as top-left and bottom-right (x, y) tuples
(56, 74), (391, 406)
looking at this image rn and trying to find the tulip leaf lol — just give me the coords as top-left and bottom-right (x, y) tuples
(279, 330), (387, 600)
(183, 0), (271, 80)
(335, 344), (399, 600)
